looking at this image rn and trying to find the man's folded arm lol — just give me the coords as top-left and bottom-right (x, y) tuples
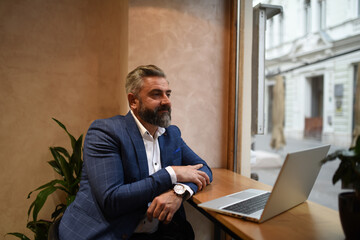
(181, 140), (213, 194)
(83, 121), (173, 218)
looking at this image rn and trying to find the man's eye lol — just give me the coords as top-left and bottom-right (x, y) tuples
(151, 93), (160, 97)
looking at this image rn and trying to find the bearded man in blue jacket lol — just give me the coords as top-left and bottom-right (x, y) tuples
(59, 65), (213, 240)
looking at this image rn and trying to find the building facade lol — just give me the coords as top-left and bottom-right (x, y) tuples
(255, 0), (360, 147)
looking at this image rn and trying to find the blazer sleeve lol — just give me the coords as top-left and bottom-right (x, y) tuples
(168, 126), (213, 193)
(180, 138), (213, 193)
(83, 119), (173, 218)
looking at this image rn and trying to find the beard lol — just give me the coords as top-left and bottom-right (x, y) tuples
(138, 101), (172, 128)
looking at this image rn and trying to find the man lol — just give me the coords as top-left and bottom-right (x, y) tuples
(59, 65), (213, 240)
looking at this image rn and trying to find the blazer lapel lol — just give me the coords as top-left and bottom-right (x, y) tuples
(158, 131), (170, 167)
(124, 112), (149, 179)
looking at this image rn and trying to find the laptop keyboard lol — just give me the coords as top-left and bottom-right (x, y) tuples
(223, 192), (271, 215)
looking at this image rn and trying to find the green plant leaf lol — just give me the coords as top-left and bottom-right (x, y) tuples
(53, 146), (71, 160)
(51, 203), (66, 220)
(52, 118), (77, 150)
(50, 147), (64, 177)
(27, 201), (35, 220)
(31, 187), (57, 221)
(321, 150), (344, 164)
(15, 118), (84, 239)
(69, 178), (80, 188)
(68, 181), (79, 196)
(28, 180), (56, 199)
(28, 183), (70, 221)
(27, 179), (69, 199)
(355, 136), (360, 155)
(27, 220), (51, 240)
(51, 146), (73, 178)
(66, 194), (76, 205)
(48, 160), (62, 175)
(332, 160), (351, 185)
(72, 134), (83, 178)
(50, 147), (73, 184)
(6, 233), (31, 240)
(52, 118), (67, 131)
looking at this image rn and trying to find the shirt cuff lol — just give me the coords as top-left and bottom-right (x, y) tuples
(165, 167), (194, 200)
(177, 183), (194, 200)
(165, 166), (177, 184)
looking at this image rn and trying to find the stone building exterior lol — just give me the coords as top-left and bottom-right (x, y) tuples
(255, 0), (360, 147)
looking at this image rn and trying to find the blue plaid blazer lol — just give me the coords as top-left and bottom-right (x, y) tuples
(59, 112), (213, 240)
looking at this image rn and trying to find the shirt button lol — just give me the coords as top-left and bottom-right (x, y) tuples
(155, 163), (158, 165)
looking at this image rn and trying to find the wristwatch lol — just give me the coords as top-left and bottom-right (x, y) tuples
(173, 184), (187, 198)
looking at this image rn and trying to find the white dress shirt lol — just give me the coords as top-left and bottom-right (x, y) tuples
(131, 111), (193, 233)
(130, 110), (177, 182)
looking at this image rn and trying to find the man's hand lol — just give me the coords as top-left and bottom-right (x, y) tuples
(172, 164), (210, 191)
(147, 190), (182, 224)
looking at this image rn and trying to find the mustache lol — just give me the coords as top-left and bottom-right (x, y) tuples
(155, 105), (171, 113)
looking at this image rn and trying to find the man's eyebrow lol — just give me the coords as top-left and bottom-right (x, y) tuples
(149, 89), (172, 93)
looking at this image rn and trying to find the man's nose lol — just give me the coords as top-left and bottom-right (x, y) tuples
(161, 94), (171, 106)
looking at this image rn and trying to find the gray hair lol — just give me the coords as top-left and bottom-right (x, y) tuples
(125, 65), (166, 96)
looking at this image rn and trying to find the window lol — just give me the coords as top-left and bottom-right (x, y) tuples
(279, 13), (284, 44)
(268, 18), (274, 47)
(318, 0), (326, 30)
(304, 0), (311, 34)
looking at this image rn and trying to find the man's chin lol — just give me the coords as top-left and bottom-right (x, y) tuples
(157, 111), (170, 119)
(157, 115), (171, 128)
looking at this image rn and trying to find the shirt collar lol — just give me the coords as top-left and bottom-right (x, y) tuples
(130, 110), (165, 139)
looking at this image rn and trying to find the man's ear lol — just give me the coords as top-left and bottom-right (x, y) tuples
(128, 93), (138, 110)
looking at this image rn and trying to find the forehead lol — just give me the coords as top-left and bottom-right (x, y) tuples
(141, 76), (170, 92)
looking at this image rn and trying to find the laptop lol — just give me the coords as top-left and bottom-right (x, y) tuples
(198, 145), (330, 223)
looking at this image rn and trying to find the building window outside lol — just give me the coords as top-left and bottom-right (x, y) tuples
(279, 13), (284, 44)
(318, 0), (326, 30)
(304, 0), (312, 34)
(268, 18), (274, 48)
(254, 0), (360, 214)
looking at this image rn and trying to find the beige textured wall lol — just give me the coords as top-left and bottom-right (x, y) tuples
(1, 0), (232, 238)
(129, 1), (230, 239)
(129, 0), (231, 169)
(0, 0), (128, 237)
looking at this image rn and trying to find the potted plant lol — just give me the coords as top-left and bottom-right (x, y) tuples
(7, 118), (83, 240)
(321, 135), (360, 239)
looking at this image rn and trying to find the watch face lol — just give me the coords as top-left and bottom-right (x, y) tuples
(174, 184), (186, 195)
